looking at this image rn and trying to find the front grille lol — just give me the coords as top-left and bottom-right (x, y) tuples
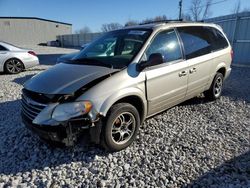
(21, 95), (47, 122)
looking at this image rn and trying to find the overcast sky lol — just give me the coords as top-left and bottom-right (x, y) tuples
(0, 0), (249, 32)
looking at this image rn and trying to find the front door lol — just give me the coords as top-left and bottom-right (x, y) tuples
(143, 29), (189, 116)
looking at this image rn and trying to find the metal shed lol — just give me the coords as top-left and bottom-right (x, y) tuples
(0, 17), (72, 46)
(205, 12), (250, 65)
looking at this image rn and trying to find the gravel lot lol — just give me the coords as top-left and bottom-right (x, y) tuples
(0, 46), (249, 187)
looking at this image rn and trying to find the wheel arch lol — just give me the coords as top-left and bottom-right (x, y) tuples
(113, 95), (145, 123)
(214, 62), (226, 78)
(99, 89), (147, 123)
(216, 67), (226, 77)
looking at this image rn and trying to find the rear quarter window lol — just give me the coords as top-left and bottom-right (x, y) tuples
(210, 27), (229, 51)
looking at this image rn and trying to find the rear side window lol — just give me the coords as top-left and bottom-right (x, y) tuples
(146, 29), (182, 63)
(177, 26), (213, 59)
(210, 28), (229, 51)
(0, 45), (7, 51)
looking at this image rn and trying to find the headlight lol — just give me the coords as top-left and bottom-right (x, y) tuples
(52, 101), (92, 122)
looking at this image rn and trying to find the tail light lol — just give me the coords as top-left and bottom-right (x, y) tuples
(28, 51), (37, 57)
(230, 49), (234, 61)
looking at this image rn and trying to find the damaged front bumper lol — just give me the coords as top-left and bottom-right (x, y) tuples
(21, 95), (102, 146)
(22, 112), (97, 146)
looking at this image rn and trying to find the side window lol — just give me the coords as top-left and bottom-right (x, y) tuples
(145, 29), (182, 63)
(177, 26), (213, 60)
(0, 45), (7, 51)
(210, 28), (229, 51)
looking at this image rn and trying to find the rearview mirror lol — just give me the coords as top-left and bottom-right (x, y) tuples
(136, 53), (164, 71)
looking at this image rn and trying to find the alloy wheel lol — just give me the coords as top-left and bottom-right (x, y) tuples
(6, 59), (23, 73)
(214, 76), (223, 97)
(111, 112), (136, 145)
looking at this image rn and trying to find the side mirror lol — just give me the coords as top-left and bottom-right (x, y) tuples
(136, 53), (164, 71)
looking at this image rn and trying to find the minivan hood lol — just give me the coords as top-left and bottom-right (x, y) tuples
(24, 63), (118, 95)
(57, 52), (79, 63)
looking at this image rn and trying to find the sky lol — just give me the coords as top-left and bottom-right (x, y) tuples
(0, 0), (249, 32)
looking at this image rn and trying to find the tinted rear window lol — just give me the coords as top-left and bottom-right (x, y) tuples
(210, 27), (229, 51)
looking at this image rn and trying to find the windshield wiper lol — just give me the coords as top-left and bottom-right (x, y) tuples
(69, 58), (113, 68)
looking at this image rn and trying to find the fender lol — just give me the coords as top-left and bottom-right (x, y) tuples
(99, 87), (147, 119)
(214, 62), (226, 77)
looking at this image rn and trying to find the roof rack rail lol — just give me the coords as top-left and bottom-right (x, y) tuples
(139, 19), (183, 25)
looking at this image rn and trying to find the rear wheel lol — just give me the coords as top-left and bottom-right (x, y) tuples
(101, 103), (140, 152)
(4, 59), (24, 74)
(205, 72), (224, 100)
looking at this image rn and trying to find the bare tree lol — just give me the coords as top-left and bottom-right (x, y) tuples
(75, 26), (91, 34)
(124, 20), (139, 27)
(154, 15), (168, 21)
(101, 23), (123, 32)
(141, 15), (168, 24)
(189, 0), (213, 21)
(182, 13), (192, 21)
(242, 7), (250, 13)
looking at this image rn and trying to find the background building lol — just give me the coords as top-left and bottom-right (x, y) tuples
(0, 17), (72, 45)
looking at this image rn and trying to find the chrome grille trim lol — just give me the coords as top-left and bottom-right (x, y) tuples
(21, 94), (47, 122)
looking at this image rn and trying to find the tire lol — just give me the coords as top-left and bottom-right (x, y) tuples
(4, 58), (24, 74)
(205, 72), (224, 100)
(101, 103), (140, 152)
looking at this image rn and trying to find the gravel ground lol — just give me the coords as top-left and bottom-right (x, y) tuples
(0, 53), (249, 187)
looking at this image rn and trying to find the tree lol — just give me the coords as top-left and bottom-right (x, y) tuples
(101, 23), (123, 32)
(182, 13), (192, 21)
(189, 0), (213, 21)
(124, 20), (139, 27)
(75, 26), (91, 34)
(141, 15), (168, 24)
(242, 8), (250, 13)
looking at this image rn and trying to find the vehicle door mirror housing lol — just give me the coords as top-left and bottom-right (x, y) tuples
(136, 53), (164, 71)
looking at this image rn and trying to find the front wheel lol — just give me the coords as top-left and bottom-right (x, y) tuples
(205, 72), (224, 100)
(101, 103), (140, 152)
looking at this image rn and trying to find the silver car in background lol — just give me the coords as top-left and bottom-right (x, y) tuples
(21, 21), (232, 151)
(0, 41), (39, 74)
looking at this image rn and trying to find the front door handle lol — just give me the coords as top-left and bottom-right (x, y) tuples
(189, 67), (197, 74)
(179, 71), (187, 77)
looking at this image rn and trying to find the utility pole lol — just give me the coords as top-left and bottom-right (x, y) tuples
(179, 0), (183, 20)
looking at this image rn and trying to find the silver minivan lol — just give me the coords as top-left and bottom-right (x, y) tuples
(21, 21), (232, 151)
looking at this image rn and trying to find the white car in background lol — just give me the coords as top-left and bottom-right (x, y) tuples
(0, 41), (39, 74)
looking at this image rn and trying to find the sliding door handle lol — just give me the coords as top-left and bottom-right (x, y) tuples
(189, 67), (197, 74)
(179, 71), (187, 77)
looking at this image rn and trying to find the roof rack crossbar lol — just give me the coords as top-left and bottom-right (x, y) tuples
(139, 19), (183, 25)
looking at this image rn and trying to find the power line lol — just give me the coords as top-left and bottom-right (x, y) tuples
(183, 0), (233, 11)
